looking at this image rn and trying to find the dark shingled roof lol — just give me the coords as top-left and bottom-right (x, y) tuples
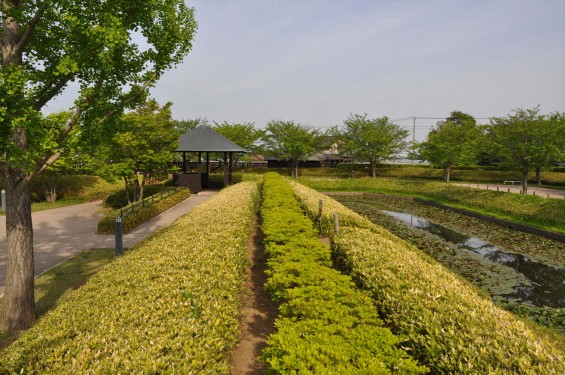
(176, 125), (247, 153)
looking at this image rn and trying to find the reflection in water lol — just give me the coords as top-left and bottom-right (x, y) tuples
(382, 210), (565, 308)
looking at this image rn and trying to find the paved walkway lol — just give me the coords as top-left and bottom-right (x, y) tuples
(0, 190), (217, 296)
(451, 182), (565, 199)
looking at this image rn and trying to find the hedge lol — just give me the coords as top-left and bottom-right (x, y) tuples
(103, 182), (173, 209)
(0, 175), (123, 203)
(290, 181), (565, 374)
(0, 181), (259, 373)
(97, 188), (190, 234)
(260, 173), (425, 374)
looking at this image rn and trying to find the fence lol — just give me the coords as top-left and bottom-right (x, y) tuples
(119, 186), (184, 218)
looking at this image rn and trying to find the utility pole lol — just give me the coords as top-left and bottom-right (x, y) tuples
(412, 117), (416, 165)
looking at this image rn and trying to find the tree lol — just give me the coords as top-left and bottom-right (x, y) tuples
(532, 112), (565, 184)
(92, 100), (178, 204)
(262, 120), (324, 177)
(338, 113), (409, 177)
(488, 107), (563, 193)
(418, 111), (482, 183)
(174, 117), (208, 136)
(212, 121), (264, 164)
(1, 1), (196, 331)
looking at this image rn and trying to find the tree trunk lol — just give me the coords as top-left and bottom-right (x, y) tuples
(535, 166), (542, 185)
(1, 170), (35, 332)
(370, 161), (377, 178)
(1, 5), (36, 332)
(443, 166), (451, 183)
(522, 169), (529, 194)
(139, 175), (145, 201)
(123, 176), (132, 205)
(133, 178), (139, 202)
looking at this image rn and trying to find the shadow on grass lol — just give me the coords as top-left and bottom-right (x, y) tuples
(0, 248), (115, 349)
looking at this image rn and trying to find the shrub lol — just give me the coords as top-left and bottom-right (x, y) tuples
(290, 181), (565, 374)
(260, 173), (425, 374)
(0, 181), (259, 373)
(29, 175), (123, 202)
(103, 182), (173, 209)
(97, 188), (190, 234)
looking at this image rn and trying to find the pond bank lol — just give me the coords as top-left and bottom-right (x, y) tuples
(328, 192), (565, 334)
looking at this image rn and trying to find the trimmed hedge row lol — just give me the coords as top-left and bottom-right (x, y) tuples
(97, 188), (190, 234)
(296, 177), (565, 232)
(290, 181), (565, 374)
(260, 173), (426, 373)
(0, 182), (259, 373)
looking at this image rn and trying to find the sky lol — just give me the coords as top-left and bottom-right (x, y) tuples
(51, 0), (565, 142)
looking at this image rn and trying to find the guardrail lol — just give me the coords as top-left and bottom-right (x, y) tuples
(119, 186), (185, 218)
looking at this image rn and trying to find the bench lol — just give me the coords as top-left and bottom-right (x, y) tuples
(503, 180), (522, 185)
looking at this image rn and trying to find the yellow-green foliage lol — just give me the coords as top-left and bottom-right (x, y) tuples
(97, 188), (190, 234)
(0, 182), (259, 373)
(26, 175), (123, 202)
(290, 181), (565, 374)
(297, 177), (565, 231)
(261, 173), (426, 374)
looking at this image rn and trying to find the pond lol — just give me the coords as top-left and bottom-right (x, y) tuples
(382, 209), (565, 308)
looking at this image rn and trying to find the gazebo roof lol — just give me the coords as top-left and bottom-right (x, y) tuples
(176, 125), (247, 153)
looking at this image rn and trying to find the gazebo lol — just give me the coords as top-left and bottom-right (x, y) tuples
(173, 125), (247, 192)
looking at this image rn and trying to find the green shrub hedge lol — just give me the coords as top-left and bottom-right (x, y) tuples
(103, 182), (173, 209)
(97, 188), (190, 234)
(28, 175), (122, 202)
(290, 181), (565, 374)
(0, 181), (259, 373)
(296, 177), (565, 233)
(260, 173), (425, 373)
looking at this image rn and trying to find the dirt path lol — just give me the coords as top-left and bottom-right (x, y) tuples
(231, 218), (277, 374)
(451, 182), (565, 199)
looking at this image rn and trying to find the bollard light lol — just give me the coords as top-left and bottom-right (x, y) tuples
(1, 189), (5, 212)
(115, 216), (123, 256)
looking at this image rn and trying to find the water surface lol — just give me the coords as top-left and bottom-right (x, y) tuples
(382, 210), (565, 308)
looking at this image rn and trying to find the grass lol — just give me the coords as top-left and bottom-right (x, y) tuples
(297, 176), (565, 234)
(1, 199), (90, 216)
(0, 248), (115, 349)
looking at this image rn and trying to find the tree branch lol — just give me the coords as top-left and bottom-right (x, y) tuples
(33, 72), (75, 110)
(31, 73), (156, 178)
(15, 1), (49, 54)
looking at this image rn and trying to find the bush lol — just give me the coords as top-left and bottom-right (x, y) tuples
(103, 182), (173, 209)
(31, 175), (122, 202)
(260, 173), (425, 374)
(98, 188), (190, 234)
(290, 181), (565, 374)
(0, 182), (259, 373)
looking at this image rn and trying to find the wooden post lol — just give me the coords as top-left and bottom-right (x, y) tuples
(318, 199), (323, 233)
(228, 152), (233, 185)
(182, 152), (187, 173)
